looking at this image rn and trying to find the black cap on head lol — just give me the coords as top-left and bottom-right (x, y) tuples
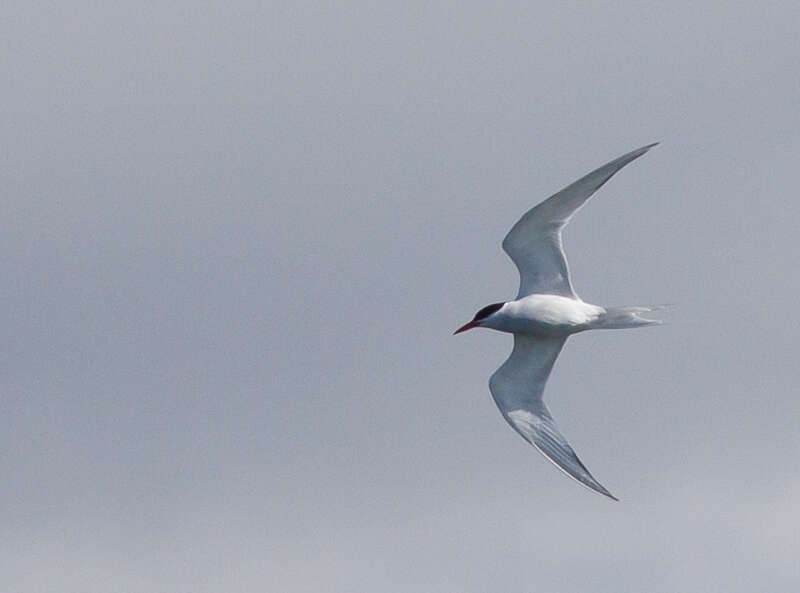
(473, 302), (504, 321)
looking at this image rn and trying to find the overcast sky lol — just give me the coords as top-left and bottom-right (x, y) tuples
(3, 2), (800, 592)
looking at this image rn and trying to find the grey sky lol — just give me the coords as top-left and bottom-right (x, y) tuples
(2, 2), (800, 592)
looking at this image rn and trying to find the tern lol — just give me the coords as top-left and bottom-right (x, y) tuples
(454, 144), (661, 500)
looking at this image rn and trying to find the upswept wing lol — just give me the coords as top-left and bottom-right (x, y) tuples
(489, 334), (617, 500)
(502, 143), (657, 299)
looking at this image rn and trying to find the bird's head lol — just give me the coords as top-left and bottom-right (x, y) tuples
(454, 302), (506, 334)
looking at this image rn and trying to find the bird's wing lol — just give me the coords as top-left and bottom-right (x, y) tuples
(489, 334), (617, 500)
(502, 143), (658, 299)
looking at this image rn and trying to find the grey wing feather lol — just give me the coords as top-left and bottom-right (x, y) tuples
(502, 143), (658, 299)
(489, 334), (617, 500)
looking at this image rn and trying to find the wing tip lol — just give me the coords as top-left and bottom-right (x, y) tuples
(578, 472), (619, 501)
(596, 484), (619, 502)
(629, 141), (659, 159)
(563, 468), (620, 501)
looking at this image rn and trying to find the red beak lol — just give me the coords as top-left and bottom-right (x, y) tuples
(453, 320), (480, 335)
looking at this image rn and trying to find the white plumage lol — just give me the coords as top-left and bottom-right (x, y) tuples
(455, 144), (661, 500)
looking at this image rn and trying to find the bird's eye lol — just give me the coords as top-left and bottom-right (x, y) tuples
(474, 302), (504, 321)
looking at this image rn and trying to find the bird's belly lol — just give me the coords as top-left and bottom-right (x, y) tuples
(504, 294), (604, 336)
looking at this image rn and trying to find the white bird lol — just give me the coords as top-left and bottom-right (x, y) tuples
(454, 144), (661, 500)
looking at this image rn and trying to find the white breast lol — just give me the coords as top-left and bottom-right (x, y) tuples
(487, 294), (604, 336)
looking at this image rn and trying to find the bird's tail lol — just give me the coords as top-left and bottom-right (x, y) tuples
(593, 305), (667, 329)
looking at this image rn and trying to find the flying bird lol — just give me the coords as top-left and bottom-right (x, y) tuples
(454, 144), (661, 500)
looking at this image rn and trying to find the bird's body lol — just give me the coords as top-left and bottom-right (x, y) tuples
(455, 143), (661, 500)
(482, 294), (604, 337)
